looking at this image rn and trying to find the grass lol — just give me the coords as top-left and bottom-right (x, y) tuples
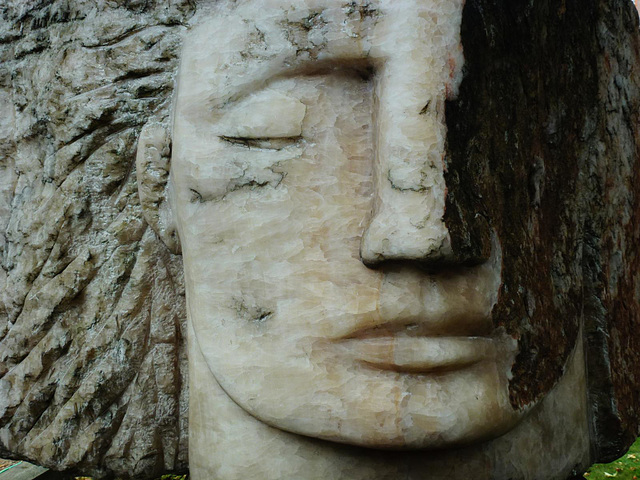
(585, 437), (640, 479)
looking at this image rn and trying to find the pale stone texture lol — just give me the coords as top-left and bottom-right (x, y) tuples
(0, 0), (639, 479)
(188, 323), (589, 480)
(166, 0), (528, 453)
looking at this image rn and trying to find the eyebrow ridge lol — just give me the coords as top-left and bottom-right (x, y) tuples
(212, 57), (376, 111)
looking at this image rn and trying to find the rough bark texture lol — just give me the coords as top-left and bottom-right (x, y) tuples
(589, 0), (640, 462)
(446, 0), (640, 464)
(0, 1), (193, 478)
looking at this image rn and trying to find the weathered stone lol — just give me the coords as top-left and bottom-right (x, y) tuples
(0, 2), (193, 478)
(446, 0), (640, 462)
(0, 0), (638, 479)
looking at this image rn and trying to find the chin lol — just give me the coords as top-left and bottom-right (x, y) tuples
(208, 347), (525, 450)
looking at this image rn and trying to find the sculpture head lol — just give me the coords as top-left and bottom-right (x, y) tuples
(165, 0), (520, 449)
(136, 0), (594, 454)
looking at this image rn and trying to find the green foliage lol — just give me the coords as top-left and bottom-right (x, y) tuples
(585, 438), (640, 479)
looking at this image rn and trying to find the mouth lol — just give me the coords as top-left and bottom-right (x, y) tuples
(335, 334), (496, 373)
(333, 321), (497, 374)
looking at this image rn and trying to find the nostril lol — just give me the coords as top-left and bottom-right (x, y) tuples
(359, 212), (453, 267)
(360, 207), (493, 269)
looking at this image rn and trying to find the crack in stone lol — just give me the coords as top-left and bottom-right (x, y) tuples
(189, 189), (203, 204)
(387, 169), (427, 192)
(219, 135), (303, 151)
(419, 101), (431, 115)
(298, 12), (326, 31)
(342, 2), (381, 19)
(280, 10), (328, 59)
(239, 25), (268, 60)
(232, 298), (273, 325)
(254, 311), (273, 324)
(189, 166), (287, 204)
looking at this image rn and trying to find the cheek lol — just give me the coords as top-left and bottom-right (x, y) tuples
(172, 72), (378, 323)
(175, 143), (373, 279)
(173, 140), (381, 340)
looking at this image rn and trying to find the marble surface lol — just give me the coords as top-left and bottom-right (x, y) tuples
(188, 322), (589, 479)
(165, 0), (530, 450)
(139, 1), (590, 478)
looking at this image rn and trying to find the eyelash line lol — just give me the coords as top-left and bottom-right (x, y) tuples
(219, 135), (304, 151)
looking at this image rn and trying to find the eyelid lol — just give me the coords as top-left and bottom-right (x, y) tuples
(217, 89), (306, 139)
(219, 135), (304, 151)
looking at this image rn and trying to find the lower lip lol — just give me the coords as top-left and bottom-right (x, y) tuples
(335, 336), (496, 373)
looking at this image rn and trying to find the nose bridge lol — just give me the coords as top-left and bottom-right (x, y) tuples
(360, 69), (450, 266)
(361, 22), (459, 266)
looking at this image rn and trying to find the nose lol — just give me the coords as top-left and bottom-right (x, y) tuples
(360, 55), (489, 268)
(360, 0), (491, 268)
(359, 69), (452, 267)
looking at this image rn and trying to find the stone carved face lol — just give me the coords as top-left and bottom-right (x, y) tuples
(137, 0), (586, 451)
(163, 0), (528, 449)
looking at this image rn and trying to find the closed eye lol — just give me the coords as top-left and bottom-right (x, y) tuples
(215, 89), (306, 145)
(219, 135), (304, 151)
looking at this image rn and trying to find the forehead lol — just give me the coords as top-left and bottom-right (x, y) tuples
(176, 0), (463, 108)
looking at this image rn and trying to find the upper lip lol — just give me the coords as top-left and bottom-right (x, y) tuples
(332, 265), (498, 340)
(336, 314), (494, 341)
(332, 313), (497, 374)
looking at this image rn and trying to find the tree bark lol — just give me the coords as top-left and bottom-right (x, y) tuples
(446, 0), (640, 463)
